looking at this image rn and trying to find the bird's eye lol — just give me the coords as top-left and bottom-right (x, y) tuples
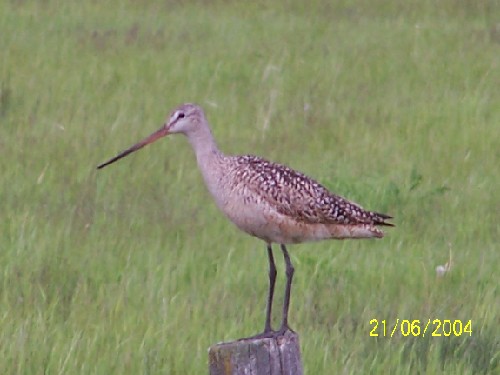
(177, 112), (185, 120)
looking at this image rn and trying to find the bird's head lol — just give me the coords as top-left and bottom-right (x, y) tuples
(97, 103), (204, 169)
(164, 103), (204, 135)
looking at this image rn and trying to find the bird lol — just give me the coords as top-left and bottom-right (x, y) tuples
(97, 103), (393, 338)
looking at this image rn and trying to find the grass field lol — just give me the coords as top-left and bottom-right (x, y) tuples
(1, 0), (499, 373)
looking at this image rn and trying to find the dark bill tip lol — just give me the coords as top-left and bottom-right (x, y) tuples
(96, 126), (169, 170)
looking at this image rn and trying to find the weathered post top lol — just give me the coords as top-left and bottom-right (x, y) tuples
(208, 331), (303, 375)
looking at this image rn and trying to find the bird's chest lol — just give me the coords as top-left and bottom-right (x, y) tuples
(202, 173), (262, 228)
(216, 183), (269, 225)
(214, 183), (294, 243)
(199, 163), (291, 243)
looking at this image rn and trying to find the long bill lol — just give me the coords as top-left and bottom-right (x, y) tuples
(97, 126), (169, 169)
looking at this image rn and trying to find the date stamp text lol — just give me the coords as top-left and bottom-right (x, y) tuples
(369, 319), (472, 337)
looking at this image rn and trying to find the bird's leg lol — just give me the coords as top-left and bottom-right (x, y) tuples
(263, 244), (277, 334)
(279, 244), (295, 333)
(238, 244), (278, 341)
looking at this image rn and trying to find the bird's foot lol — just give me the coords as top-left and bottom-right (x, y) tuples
(274, 324), (295, 337)
(238, 325), (295, 341)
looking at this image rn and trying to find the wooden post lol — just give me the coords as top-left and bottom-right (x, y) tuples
(208, 330), (303, 375)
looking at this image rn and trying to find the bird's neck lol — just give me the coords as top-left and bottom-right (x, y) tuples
(186, 125), (224, 174)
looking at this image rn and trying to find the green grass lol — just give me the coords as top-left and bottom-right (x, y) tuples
(1, 0), (499, 373)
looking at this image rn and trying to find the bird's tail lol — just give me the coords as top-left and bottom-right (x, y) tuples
(370, 211), (394, 227)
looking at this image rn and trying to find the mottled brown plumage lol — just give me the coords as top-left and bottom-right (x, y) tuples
(97, 103), (393, 337)
(232, 154), (392, 226)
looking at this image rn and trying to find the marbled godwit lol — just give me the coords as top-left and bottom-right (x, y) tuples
(97, 103), (393, 337)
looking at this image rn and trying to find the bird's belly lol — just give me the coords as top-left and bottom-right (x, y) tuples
(220, 200), (277, 242)
(219, 199), (383, 244)
(218, 198), (326, 244)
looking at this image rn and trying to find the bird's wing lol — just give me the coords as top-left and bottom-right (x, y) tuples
(234, 155), (392, 226)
